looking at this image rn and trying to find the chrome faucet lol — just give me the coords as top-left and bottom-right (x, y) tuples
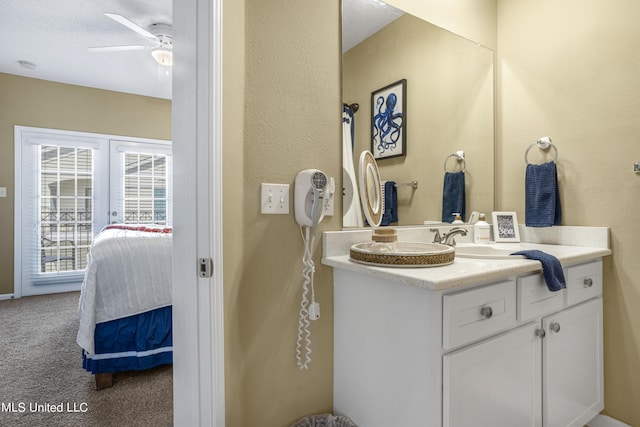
(430, 227), (468, 246)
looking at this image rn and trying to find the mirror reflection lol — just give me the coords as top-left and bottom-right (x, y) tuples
(342, 0), (495, 226)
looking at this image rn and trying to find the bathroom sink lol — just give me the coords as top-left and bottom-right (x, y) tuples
(350, 241), (455, 267)
(454, 243), (525, 259)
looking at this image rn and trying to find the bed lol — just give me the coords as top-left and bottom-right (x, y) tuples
(76, 224), (173, 389)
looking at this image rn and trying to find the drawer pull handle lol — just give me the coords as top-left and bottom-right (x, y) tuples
(550, 322), (561, 333)
(535, 328), (546, 339)
(480, 306), (493, 319)
(584, 278), (594, 288)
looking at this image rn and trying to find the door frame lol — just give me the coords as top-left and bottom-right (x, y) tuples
(172, 0), (225, 425)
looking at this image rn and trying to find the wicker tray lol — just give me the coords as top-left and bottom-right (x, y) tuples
(350, 241), (455, 268)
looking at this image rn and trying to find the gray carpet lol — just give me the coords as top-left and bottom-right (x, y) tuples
(0, 292), (173, 426)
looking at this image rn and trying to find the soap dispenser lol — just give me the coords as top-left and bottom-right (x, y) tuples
(474, 213), (491, 243)
(452, 213), (464, 224)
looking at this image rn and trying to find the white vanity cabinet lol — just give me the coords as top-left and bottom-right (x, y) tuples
(443, 321), (542, 426)
(542, 296), (603, 427)
(443, 298), (602, 427)
(333, 259), (604, 427)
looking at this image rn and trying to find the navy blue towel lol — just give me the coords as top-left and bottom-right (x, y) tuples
(525, 161), (562, 227)
(381, 181), (398, 226)
(511, 250), (566, 292)
(442, 171), (465, 223)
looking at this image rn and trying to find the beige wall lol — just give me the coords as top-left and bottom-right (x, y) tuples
(386, 0), (497, 50)
(343, 14), (494, 224)
(0, 73), (171, 295)
(497, 0), (640, 424)
(222, 0), (341, 425)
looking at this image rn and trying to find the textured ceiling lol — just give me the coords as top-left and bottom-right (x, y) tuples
(342, 0), (404, 53)
(0, 0), (398, 100)
(0, 0), (172, 99)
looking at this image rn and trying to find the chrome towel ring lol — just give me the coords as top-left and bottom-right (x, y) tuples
(525, 136), (558, 164)
(444, 150), (466, 173)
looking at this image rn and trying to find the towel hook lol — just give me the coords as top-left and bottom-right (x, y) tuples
(444, 151), (466, 173)
(525, 137), (558, 164)
(343, 102), (359, 112)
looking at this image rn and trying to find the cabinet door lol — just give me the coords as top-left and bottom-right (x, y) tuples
(443, 322), (542, 427)
(543, 298), (603, 427)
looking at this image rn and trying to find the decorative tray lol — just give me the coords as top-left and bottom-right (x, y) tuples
(349, 241), (455, 268)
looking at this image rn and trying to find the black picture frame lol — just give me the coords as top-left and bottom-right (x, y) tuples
(371, 79), (407, 159)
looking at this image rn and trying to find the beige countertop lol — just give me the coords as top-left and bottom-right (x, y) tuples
(322, 226), (611, 292)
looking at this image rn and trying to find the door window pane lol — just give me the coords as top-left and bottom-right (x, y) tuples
(39, 145), (93, 273)
(122, 152), (170, 225)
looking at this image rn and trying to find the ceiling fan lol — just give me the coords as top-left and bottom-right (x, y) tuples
(89, 13), (173, 66)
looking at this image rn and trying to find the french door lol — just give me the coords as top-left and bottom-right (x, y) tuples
(109, 140), (172, 225)
(15, 126), (171, 297)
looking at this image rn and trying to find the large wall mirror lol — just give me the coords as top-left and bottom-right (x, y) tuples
(342, 0), (495, 227)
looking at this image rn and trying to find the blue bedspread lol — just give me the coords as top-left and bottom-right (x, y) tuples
(82, 306), (172, 374)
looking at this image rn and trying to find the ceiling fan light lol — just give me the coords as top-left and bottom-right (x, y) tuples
(152, 48), (173, 66)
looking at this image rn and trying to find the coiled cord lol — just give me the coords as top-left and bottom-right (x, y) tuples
(296, 226), (317, 369)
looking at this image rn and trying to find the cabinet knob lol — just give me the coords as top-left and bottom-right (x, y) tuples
(480, 306), (493, 319)
(535, 328), (546, 339)
(550, 322), (561, 333)
(584, 278), (594, 288)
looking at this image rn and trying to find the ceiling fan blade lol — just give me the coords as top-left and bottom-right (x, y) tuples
(88, 45), (147, 52)
(104, 13), (156, 39)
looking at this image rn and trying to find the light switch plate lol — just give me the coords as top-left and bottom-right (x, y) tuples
(261, 183), (289, 214)
(0, 187), (6, 198)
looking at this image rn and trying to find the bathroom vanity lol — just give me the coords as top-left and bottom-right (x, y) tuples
(323, 226), (611, 427)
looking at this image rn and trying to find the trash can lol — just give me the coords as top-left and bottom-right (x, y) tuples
(290, 413), (357, 427)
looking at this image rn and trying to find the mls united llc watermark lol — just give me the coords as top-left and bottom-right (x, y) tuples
(2, 402), (88, 413)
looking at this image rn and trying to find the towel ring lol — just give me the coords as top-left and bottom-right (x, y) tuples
(444, 151), (466, 173)
(525, 137), (558, 164)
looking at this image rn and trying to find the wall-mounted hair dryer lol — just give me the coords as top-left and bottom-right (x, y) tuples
(294, 169), (328, 228)
(294, 168), (329, 370)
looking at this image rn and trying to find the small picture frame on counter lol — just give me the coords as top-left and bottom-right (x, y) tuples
(492, 211), (520, 242)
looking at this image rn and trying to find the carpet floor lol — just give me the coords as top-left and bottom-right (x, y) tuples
(0, 291), (173, 426)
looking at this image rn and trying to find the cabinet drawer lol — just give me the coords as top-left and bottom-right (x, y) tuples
(517, 273), (565, 322)
(443, 280), (517, 350)
(565, 261), (602, 306)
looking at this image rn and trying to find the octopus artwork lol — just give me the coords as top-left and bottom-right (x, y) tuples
(372, 86), (405, 158)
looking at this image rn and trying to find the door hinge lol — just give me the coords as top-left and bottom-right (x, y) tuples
(198, 258), (213, 278)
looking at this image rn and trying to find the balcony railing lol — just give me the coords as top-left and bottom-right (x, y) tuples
(41, 211), (92, 222)
(39, 210), (166, 273)
(123, 211), (167, 223)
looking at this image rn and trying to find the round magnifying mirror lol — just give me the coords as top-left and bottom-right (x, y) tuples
(358, 150), (383, 227)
